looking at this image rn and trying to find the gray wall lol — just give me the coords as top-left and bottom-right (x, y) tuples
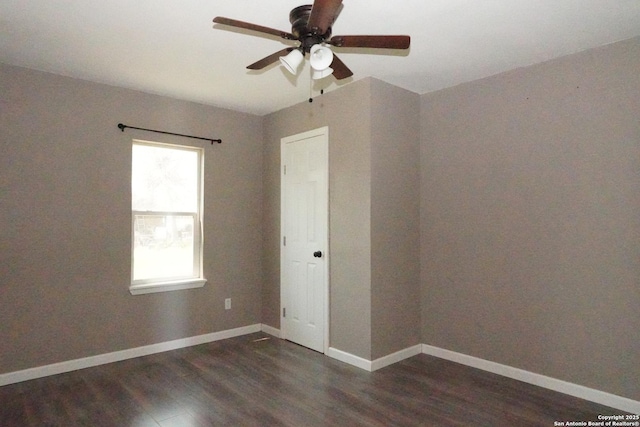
(370, 79), (421, 359)
(420, 37), (640, 400)
(264, 80), (374, 359)
(263, 79), (421, 360)
(0, 64), (264, 374)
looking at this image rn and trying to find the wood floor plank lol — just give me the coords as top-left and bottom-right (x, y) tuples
(0, 333), (629, 426)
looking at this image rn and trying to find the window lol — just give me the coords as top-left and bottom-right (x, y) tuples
(130, 140), (205, 295)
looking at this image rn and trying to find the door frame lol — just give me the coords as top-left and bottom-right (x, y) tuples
(280, 126), (330, 354)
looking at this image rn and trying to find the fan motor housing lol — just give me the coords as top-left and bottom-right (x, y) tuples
(289, 4), (331, 50)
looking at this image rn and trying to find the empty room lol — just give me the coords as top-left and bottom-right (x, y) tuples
(1, 1), (639, 425)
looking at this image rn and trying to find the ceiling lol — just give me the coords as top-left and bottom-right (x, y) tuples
(1, 0), (639, 116)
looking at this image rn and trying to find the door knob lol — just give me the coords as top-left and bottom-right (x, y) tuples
(313, 251), (323, 258)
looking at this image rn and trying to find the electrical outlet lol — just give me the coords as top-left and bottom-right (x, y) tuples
(225, 298), (231, 310)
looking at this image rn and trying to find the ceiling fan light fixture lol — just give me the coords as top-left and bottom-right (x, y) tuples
(312, 67), (334, 80)
(309, 44), (334, 72)
(280, 49), (304, 74)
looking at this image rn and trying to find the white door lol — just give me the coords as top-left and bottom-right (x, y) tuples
(281, 127), (328, 353)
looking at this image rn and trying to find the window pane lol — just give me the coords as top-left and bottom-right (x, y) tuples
(132, 144), (198, 212)
(133, 214), (195, 281)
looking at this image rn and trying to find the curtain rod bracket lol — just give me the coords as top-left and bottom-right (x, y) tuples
(118, 123), (222, 144)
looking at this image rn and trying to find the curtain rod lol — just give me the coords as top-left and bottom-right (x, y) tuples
(118, 123), (222, 144)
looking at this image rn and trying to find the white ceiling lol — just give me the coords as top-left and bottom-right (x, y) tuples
(1, 1), (639, 116)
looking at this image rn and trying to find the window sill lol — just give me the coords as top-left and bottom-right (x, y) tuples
(129, 278), (207, 295)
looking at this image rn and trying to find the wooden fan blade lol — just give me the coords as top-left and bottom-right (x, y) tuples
(330, 54), (353, 80)
(213, 17), (294, 40)
(247, 48), (294, 70)
(329, 35), (410, 49)
(308, 0), (343, 34)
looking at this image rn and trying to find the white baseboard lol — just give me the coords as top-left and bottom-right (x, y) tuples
(327, 344), (423, 372)
(260, 324), (281, 338)
(422, 344), (640, 415)
(327, 347), (373, 371)
(371, 344), (423, 371)
(0, 324), (262, 387)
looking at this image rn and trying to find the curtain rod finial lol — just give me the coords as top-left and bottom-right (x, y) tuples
(118, 123), (126, 132)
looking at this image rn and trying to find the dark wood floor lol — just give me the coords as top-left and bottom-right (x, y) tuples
(0, 333), (626, 426)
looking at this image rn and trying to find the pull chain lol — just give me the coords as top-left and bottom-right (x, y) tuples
(308, 71), (326, 103)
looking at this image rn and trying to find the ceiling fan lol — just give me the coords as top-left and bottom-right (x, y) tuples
(212, 0), (410, 81)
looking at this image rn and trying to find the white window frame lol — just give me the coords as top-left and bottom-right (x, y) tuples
(129, 139), (206, 295)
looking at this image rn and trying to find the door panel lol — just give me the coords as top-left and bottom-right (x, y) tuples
(281, 127), (328, 353)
